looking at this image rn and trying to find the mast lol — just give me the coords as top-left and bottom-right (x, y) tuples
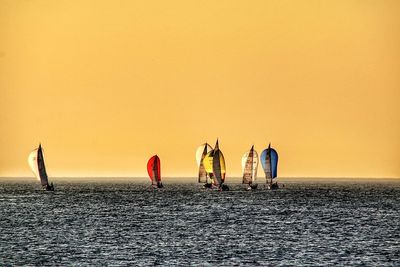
(250, 145), (254, 185)
(205, 144), (209, 183)
(154, 155), (158, 181)
(268, 143), (272, 186)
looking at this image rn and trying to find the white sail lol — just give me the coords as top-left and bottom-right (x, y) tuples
(196, 143), (213, 167)
(28, 144), (51, 189)
(242, 147), (258, 184)
(28, 149), (40, 182)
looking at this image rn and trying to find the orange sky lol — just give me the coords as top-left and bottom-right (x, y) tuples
(1, 0), (399, 178)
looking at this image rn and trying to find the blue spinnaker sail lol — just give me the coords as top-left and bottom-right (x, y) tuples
(260, 145), (278, 179)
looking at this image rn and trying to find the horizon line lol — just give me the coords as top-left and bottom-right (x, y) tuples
(1, 176), (399, 180)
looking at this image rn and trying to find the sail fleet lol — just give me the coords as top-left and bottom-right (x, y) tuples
(197, 140), (280, 191)
(28, 140), (280, 191)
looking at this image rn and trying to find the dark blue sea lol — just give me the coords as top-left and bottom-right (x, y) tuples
(0, 178), (399, 266)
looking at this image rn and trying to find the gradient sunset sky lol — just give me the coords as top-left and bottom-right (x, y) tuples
(1, 0), (399, 178)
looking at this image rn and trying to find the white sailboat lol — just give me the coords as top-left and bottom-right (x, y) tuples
(242, 145), (259, 190)
(28, 144), (54, 191)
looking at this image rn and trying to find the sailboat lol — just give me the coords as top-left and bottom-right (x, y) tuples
(203, 139), (229, 191)
(196, 143), (213, 187)
(242, 145), (259, 190)
(28, 144), (54, 191)
(147, 155), (163, 189)
(260, 143), (279, 189)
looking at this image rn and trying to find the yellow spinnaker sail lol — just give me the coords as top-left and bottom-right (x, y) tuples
(203, 150), (214, 174)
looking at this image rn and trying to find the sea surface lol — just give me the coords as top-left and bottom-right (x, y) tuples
(0, 178), (399, 266)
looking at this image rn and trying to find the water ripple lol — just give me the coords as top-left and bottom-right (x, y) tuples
(0, 181), (399, 266)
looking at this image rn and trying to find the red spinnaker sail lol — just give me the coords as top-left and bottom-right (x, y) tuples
(147, 155), (161, 183)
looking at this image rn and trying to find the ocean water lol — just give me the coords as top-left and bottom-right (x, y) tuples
(0, 178), (399, 266)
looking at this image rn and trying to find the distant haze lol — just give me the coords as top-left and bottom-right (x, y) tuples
(1, 0), (399, 178)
